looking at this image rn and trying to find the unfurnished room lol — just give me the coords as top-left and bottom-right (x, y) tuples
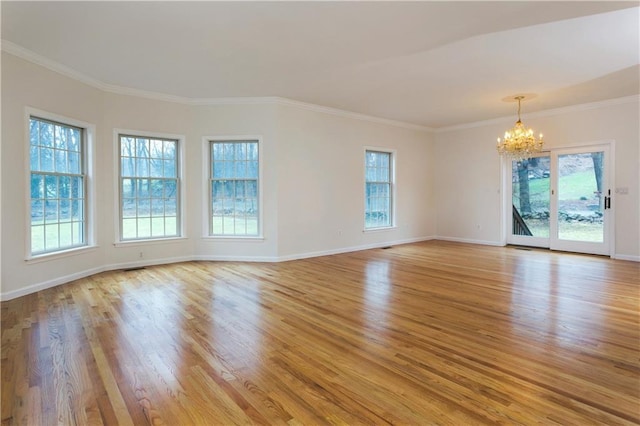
(1, 1), (639, 424)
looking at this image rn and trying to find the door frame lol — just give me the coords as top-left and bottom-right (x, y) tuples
(501, 140), (615, 257)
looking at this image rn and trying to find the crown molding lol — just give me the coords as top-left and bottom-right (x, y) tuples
(435, 95), (640, 133)
(272, 97), (433, 132)
(1, 40), (432, 132)
(4, 40), (634, 135)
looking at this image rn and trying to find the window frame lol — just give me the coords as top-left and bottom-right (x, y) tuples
(114, 129), (186, 244)
(203, 136), (264, 240)
(25, 108), (96, 260)
(364, 147), (396, 231)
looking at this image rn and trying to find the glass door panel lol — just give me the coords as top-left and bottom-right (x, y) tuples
(550, 146), (610, 255)
(557, 152), (604, 243)
(508, 155), (550, 247)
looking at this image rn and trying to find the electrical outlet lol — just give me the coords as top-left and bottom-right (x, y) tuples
(139, 251), (143, 259)
(615, 187), (629, 195)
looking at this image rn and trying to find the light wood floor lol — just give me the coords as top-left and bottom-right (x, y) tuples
(2, 241), (639, 425)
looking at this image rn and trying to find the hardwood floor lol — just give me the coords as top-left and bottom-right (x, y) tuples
(2, 241), (639, 425)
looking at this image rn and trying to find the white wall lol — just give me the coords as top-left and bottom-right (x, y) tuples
(0, 52), (435, 299)
(435, 99), (640, 259)
(190, 103), (280, 261)
(1, 52), (106, 297)
(275, 104), (435, 258)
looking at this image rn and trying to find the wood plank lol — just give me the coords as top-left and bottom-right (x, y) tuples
(1, 241), (638, 424)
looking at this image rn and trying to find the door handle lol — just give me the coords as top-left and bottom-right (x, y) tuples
(604, 189), (611, 210)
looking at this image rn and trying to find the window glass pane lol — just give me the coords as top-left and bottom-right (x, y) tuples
(150, 179), (163, 198)
(163, 160), (175, 178)
(69, 152), (81, 174)
(365, 150), (393, 229)
(69, 128), (80, 152)
(137, 197), (151, 216)
(122, 218), (137, 239)
(59, 222), (72, 246)
(150, 140), (163, 158)
(30, 146), (39, 170)
(40, 148), (54, 172)
(39, 122), (54, 147)
(136, 138), (149, 157)
(151, 217), (165, 237)
(136, 158), (149, 177)
(71, 221), (84, 245)
(210, 141), (259, 236)
(150, 158), (163, 177)
(121, 158), (133, 177)
(30, 119), (39, 146)
(54, 125), (67, 149)
(151, 198), (164, 217)
(121, 137), (133, 156)
(234, 161), (244, 178)
(165, 217), (177, 236)
(164, 180), (177, 198)
(248, 143), (258, 161)
(31, 175), (44, 199)
(45, 200), (59, 223)
(137, 218), (151, 238)
(224, 143), (234, 160)
(30, 118), (87, 254)
(45, 224), (59, 250)
(31, 199), (44, 223)
(247, 161), (258, 178)
(72, 199), (83, 221)
(119, 135), (179, 240)
(165, 199), (177, 216)
(31, 225), (45, 253)
(163, 141), (176, 160)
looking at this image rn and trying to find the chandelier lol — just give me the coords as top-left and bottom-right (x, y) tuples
(496, 95), (544, 161)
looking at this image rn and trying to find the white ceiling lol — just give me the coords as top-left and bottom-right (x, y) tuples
(2, 1), (639, 128)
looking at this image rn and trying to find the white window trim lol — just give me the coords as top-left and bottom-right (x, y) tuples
(24, 107), (97, 261)
(113, 128), (186, 244)
(363, 146), (397, 232)
(202, 135), (264, 240)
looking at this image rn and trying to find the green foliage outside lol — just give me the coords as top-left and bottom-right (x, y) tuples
(513, 171), (603, 242)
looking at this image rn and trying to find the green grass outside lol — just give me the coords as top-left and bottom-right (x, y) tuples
(515, 170), (603, 242)
(212, 216), (258, 236)
(526, 219), (603, 242)
(517, 171), (598, 205)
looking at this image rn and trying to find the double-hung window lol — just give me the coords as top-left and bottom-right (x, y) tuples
(119, 135), (180, 240)
(365, 149), (394, 229)
(210, 140), (260, 236)
(29, 117), (86, 255)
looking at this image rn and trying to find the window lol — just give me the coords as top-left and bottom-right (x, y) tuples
(119, 135), (180, 240)
(29, 117), (86, 255)
(210, 140), (259, 236)
(365, 150), (393, 229)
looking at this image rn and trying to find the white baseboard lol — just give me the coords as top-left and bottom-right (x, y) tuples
(612, 253), (640, 262)
(277, 236), (435, 262)
(1, 255), (193, 301)
(435, 236), (505, 247)
(192, 255), (279, 262)
(1, 266), (106, 301)
(8, 235), (633, 301)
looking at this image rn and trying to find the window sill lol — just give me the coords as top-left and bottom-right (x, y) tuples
(26, 245), (98, 264)
(202, 236), (265, 242)
(363, 226), (397, 233)
(114, 237), (188, 247)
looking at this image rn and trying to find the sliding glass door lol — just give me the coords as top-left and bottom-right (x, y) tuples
(507, 144), (612, 255)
